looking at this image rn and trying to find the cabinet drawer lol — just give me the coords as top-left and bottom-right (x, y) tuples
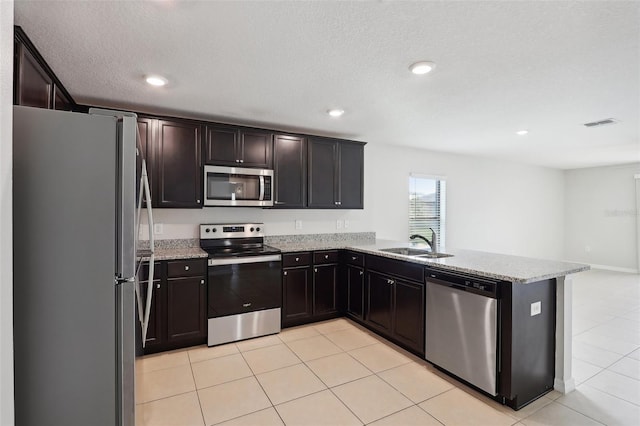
(167, 259), (206, 278)
(283, 252), (312, 267)
(366, 255), (424, 283)
(139, 262), (162, 281)
(344, 251), (364, 267)
(313, 250), (339, 265)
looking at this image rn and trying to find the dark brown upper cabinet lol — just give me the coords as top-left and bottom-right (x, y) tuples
(156, 119), (203, 208)
(205, 125), (273, 168)
(273, 134), (307, 208)
(13, 26), (76, 111)
(308, 138), (365, 209)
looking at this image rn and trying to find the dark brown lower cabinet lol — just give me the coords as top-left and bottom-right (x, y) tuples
(346, 265), (364, 319)
(365, 270), (425, 355)
(139, 258), (207, 354)
(313, 264), (338, 315)
(282, 266), (313, 326)
(166, 276), (207, 344)
(282, 251), (341, 327)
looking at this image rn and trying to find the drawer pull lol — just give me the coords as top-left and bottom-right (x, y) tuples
(325, 254), (329, 259)
(156, 283), (160, 289)
(185, 265), (190, 271)
(295, 257), (299, 261)
(284, 271), (288, 276)
(243, 303), (251, 307)
(387, 279), (395, 285)
(360, 271), (363, 276)
(200, 280), (205, 285)
(352, 256), (357, 260)
(314, 268), (318, 273)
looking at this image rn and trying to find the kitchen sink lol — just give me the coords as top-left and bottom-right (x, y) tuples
(378, 247), (454, 259)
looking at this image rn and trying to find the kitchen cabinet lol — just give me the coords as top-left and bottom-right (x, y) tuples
(273, 134), (307, 208)
(344, 251), (365, 320)
(282, 250), (341, 327)
(138, 258), (207, 354)
(204, 125), (273, 168)
(156, 119), (203, 208)
(282, 254), (313, 326)
(308, 138), (364, 209)
(365, 255), (425, 355)
(13, 26), (75, 110)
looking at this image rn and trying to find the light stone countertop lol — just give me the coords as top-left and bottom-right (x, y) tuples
(272, 239), (590, 284)
(137, 247), (208, 262)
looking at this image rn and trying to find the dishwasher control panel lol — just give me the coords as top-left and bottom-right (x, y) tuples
(426, 268), (499, 298)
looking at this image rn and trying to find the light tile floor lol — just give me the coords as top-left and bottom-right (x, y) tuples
(136, 269), (640, 425)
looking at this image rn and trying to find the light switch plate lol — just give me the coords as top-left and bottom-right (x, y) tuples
(153, 223), (163, 235)
(344, 220), (349, 228)
(295, 220), (302, 230)
(336, 220), (343, 229)
(531, 301), (541, 316)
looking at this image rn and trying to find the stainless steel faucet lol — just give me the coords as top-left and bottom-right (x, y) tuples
(410, 228), (438, 253)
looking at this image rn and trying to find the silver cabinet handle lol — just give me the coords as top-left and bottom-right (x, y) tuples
(284, 271), (288, 276)
(200, 280), (205, 285)
(325, 254), (329, 259)
(185, 265), (190, 271)
(197, 199), (200, 203)
(314, 268), (318, 273)
(156, 283), (160, 289)
(360, 271), (363, 276)
(235, 159), (240, 163)
(352, 256), (357, 260)
(295, 257), (299, 261)
(386, 279), (394, 285)
(239, 159), (244, 163)
(336, 201), (342, 205)
(274, 201), (284, 204)
(243, 303), (251, 307)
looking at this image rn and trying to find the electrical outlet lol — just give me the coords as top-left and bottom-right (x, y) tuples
(336, 220), (343, 229)
(295, 220), (302, 230)
(530, 301), (541, 316)
(153, 223), (164, 235)
(344, 220), (349, 228)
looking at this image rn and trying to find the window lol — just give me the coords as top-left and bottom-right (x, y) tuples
(409, 174), (446, 248)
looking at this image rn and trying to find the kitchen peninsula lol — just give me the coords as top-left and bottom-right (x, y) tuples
(141, 232), (589, 410)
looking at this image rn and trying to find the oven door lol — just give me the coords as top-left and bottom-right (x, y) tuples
(204, 165), (273, 207)
(208, 255), (282, 318)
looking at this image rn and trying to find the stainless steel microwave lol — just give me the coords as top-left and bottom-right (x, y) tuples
(203, 165), (274, 207)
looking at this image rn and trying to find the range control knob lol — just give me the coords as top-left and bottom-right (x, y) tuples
(212, 228), (217, 233)
(250, 227), (255, 232)
(205, 228), (210, 233)
(256, 227), (261, 232)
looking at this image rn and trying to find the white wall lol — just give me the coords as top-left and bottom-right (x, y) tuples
(564, 163), (640, 272)
(0, 1), (14, 424)
(146, 142), (566, 261)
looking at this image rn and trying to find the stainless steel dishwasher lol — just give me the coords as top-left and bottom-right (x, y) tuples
(425, 268), (500, 396)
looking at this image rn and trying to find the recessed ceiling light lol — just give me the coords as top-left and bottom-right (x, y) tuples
(145, 75), (168, 87)
(409, 61), (436, 75)
(327, 109), (345, 117)
(516, 130), (529, 136)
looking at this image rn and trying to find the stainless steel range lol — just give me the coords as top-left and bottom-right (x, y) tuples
(200, 223), (282, 346)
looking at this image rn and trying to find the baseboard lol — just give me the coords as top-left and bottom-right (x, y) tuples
(589, 264), (639, 274)
(554, 377), (576, 394)
(563, 260), (638, 274)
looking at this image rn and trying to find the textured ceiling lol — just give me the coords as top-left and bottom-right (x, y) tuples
(14, 0), (640, 169)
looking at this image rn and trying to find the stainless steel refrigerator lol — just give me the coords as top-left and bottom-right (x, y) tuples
(13, 106), (139, 426)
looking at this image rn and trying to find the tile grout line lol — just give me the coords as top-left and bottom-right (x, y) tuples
(187, 351), (207, 426)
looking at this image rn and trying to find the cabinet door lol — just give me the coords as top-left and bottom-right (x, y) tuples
(204, 125), (239, 166)
(52, 85), (73, 111)
(282, 267), (312, 325)
(273, 134), (306, 208)
(136, 118), (155, 205)
(308, 139), (338, 208)
(313, 264), (338, 315)
(140, 280), (164, 348)
(346, 265), (364, 319)
(156, 120), (202, 208)
(15, 43), (52, 108)
(338, 142), (364, 209)
(366, 271), (393, 333)
(166, 276), (207, 344)
(393, 279), (425, 354)
(240, 130), (273, 168)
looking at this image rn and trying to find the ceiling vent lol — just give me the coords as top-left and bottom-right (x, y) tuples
(583, 118), (619, 128)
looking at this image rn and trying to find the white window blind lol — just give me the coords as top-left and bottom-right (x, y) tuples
(409, 175), (446, 248)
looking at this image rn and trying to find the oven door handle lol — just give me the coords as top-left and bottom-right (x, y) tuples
(259, 176), (265, 201)
(208, 254), (281, 266)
